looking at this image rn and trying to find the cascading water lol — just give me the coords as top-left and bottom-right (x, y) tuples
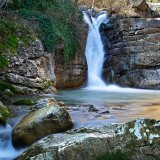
(0, 124), (23, 160)
(83, 10), (109, 87)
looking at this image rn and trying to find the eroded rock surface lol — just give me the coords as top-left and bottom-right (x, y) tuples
(55, 23), (87, 89)
(103, 13), (160, 89)
(16, 118), (160, 160)
(0, 28), (55, 94)
(114, 119), (160, 160)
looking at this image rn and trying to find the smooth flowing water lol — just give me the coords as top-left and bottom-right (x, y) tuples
(0, 113), (27, 159)
(0, 124), (22, 160)
(83, 10), (108, 87)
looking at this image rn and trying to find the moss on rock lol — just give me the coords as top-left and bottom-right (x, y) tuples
(95, 150), (129, 160)
(0, 80), (19, 94)
(13, 99), (34, 106)
(0, 101), (11, 123)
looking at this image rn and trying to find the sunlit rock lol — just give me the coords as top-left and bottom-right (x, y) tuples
(12, 98), (73, 148)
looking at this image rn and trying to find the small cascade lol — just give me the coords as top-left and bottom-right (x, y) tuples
(0, 124), (23, 160)
(83, 10), (109, 87)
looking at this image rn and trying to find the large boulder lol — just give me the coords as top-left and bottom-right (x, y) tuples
(15, 125), (117, 160)
(12, 98), (73, 148)
(16, 119), (160, 160)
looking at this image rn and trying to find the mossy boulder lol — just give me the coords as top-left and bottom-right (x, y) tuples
(0, 101), (11, 123)
(114, 119), (160, 159)
(13, 99), (34, 106)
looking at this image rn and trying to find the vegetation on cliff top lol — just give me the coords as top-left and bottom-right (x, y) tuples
(0, 19), (18, 69)
(0, 0), (83, 64)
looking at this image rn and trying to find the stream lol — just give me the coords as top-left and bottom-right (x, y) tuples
(1, 86), (160, 159)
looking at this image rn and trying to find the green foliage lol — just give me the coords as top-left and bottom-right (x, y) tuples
(9, 0), (82, 64)
(0, 17), (36, 69)
(0, 80), (18, 93)
(0, 54), (8, 69)
(0, 19), (19, 69)
(0, 103), (11, 122)
(0, 19), (19, 54)
(13, 99), (34, 105)
(95, 150), (129, 160)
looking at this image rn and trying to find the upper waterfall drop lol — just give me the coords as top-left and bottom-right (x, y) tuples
(83, 10), (109, 88)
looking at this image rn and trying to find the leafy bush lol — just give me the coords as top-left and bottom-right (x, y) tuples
(8, 0), (82, 64)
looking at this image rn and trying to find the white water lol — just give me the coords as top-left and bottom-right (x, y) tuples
(0, 124), (23, 160)
(83, 11), (108, 87)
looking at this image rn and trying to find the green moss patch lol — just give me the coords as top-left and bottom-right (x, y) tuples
(95, 150), (129, 160)
(0, 80), (18, 94)
(13, 99), (34, 106)
(0, 17), (34, 69)
(0, 103), (11, 122)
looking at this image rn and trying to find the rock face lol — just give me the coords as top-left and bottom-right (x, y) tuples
(0, 28), (55, 94)
(12, 98), (73, 148)
(16, 118), (160, 160)
(103, 4), (160, 89)
(54, 23), (87, 89)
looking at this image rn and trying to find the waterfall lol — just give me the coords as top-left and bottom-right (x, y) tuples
(0, 124), (23, 160)
(83, 10), (109, 87)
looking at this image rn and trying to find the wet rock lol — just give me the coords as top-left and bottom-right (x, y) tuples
(12, 98), (73, 148)
(88, 105), (99, 112)
(99, 110), (110, 114)
(33, 98), (56, 110)
(58, 101), (65, 107)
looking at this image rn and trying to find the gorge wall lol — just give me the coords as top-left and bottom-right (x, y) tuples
(103, 2), (160, 89)
(54, 22), (87, 89)
(0, 25), (55, 94)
